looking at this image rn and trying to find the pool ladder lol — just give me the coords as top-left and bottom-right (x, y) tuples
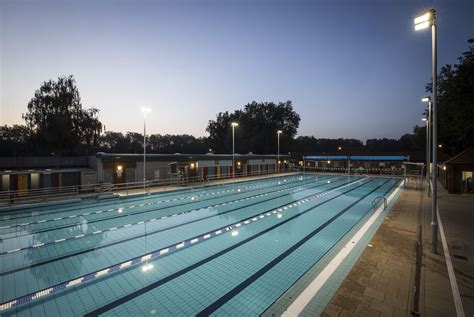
(372, 196), (387, 210)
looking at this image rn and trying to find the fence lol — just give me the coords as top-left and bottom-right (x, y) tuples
(0, 168), (298, 206)
(301, 165), (422, 177)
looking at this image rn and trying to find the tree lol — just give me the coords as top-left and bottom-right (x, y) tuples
(0, 125), (32, 155)
(23, 75), (102, 154)
(292, 136), (364, 156)
(206, 101), (301, 154)
(424, 39), (474, 155)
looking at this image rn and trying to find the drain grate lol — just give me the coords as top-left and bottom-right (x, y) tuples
(452, 254), (468, 261)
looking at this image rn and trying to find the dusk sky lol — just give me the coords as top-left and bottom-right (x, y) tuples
(1, 0), (473, 141)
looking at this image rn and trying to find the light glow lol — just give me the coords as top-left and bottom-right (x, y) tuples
(422, 118), (427, 121)
(141, 107), (152, 117)
(415, 21), (430, 31)
(414, 12), (431, 25)
(231, 230), (239, 237)
(277, 130), (283, 134)
(231, 122), (239, 127)
(422, 97), (430, 102)
(277, 213), (282, 218)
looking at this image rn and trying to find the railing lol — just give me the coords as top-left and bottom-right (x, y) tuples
(0, 168), (297, 206)
(0, 182), (113, 206)
(372, 196), (387, 210)
(300, 165), (421, 177)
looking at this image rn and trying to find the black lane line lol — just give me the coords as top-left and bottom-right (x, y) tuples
(259, 179), (401, 317)
(0, 175), (308, 228)
(196, 179), (394, 316)
(1, 175), (328, 239)
(0, 175), (338, 258)
(84, 178), (377, 317)
(0, 176), (332, 243)
(0, 176), (347, 277)
(0, 173), (302, 221)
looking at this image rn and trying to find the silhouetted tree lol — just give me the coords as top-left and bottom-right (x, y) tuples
(423, 39), (474, 155)
(292, 137), (364, 156)
(23, 75), (102, 154)
(206, 101), (300, 154)
(0, 125), (32, 155)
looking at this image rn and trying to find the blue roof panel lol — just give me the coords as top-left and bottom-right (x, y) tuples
(305, 155), (407, 161)
(350, 156), (407, 161)
(305, 156), (348, 160)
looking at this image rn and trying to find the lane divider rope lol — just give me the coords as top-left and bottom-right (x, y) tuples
(282, 180), (403, 316)
(0, 176), (307, 231)
(0, 174), (299, 223)
(0, 177), (368, 312)
(0, 177), (335, 254)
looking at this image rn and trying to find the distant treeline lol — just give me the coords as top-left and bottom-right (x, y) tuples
(0, 125), (424, 157)
(1, 39), (472, 158)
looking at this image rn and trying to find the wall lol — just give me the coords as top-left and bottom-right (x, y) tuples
(136, 161), (173, 182)
(0, 156), (90, 169)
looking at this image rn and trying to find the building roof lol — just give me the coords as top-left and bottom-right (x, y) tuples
(96, 152), (290, 161)
(304, 155), (407, 161)
(444, 146), (474, 166)
(0, 168), (94, 175)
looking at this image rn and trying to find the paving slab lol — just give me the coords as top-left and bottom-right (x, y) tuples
(322, 178), (462, 316)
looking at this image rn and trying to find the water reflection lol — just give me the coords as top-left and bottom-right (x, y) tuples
(24, 218), (106, 286)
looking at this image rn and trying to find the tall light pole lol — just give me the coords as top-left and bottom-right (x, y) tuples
(415, 9), (438, 253)
(277, 130), (283, 173)
(141, 107), (152, 191)
(231, 122), (239, 179)
(422, 96), (432, 196)
(422, 117), (429, 187)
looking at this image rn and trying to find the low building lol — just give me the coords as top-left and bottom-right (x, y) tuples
(0, 156), (97, 192)
(0, 153), (291, 192)
(302, 154), (411, 175)
(96, 152), (291, 184)
(439, 146), (474, 194)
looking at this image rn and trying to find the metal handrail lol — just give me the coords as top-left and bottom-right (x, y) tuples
(300, 165), (419, 176)
(372, 196), (387, 210)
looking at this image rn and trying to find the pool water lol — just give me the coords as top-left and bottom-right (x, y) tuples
(0, 173), (401, 316)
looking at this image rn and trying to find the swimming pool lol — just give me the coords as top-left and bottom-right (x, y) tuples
(0, 173), (402, 316)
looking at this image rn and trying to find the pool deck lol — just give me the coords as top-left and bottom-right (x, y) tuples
(2, 173), (472, 315)
(322, 178), (474, 316)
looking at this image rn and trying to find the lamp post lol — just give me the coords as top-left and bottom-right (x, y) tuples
(422, 117), (429, 190)
(415, 9), (438, 253)
(141, 107), (152, 191)
(422, 97), (432, 196)
(231, 122), (238, 179)
(277, 130), (283, 173)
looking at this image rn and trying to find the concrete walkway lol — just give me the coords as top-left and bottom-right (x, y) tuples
(322, 177), (474, 316)
(434, 184), (474, 316)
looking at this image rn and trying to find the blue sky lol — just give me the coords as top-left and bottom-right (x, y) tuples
(1, 0), (473, 141)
